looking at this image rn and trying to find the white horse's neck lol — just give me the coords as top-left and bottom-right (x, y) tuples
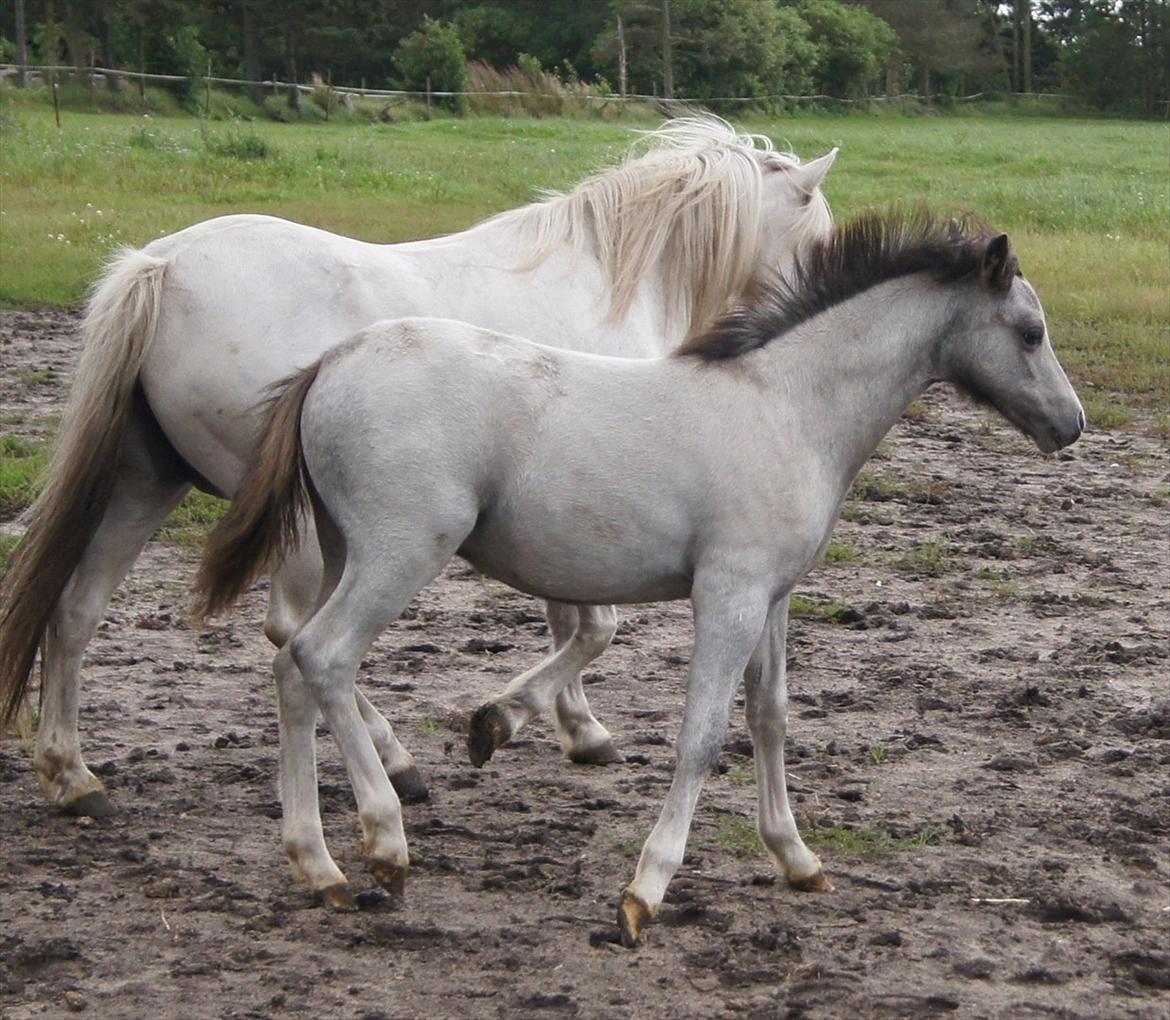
(755, 275), (952, 484)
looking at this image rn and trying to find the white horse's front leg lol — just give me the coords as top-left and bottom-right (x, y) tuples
(467, 602), (621, 767)
(744, 596), (830, 891)
(619, 582), (769, 946)
(548, 603), (622, 764)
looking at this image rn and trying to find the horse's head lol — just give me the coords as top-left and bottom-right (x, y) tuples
(938, 234), (1084, 452)
(755, 148), (838, 273)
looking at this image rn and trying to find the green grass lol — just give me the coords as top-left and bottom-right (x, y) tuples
(823, 540), (860, 565)
(0, 437), (47, 519)
(892, 537), (956, 576)
(805, 821), (942, 855)
(0, 533), (20, 574)
(713, 816), (941, 858)
(156, 490), (228, 547)
(1, 99), (1166, 425)
(714, 816), (766, 856)
(789, 593), (856, 623)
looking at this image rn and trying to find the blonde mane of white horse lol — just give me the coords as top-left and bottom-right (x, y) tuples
(490, 116), (830, 336)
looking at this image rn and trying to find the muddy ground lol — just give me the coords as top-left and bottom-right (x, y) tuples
(1, 308), (1167, 1020)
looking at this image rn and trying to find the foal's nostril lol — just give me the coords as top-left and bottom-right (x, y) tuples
(1077, 409), (1086, 434)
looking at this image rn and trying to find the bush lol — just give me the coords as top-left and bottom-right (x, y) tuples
(393, 16), (469, 114)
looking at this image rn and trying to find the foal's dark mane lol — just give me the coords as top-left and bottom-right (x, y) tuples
(677, 207), (1011, 361)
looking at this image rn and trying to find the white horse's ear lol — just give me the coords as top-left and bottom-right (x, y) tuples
(792, 147), (839, 193)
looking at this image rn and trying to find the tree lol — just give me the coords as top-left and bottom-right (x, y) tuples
(797, 0), (897, 99)
(861, 0), (1001, 97)
(14, 0), (29, 86)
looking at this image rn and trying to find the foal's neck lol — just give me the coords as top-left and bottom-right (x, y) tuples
(759, 275), (952, 481)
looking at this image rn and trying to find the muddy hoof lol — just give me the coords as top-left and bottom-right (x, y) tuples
(467, 703), (511, 768)
(389, 766), (430, 804)
(789, 870), (833, 893)
(369, 861), (407, 898)
(315, 882), (356, 911)
(63, 790), (116, 819)
(618, 891), (652, 948)
(568, 739), (624, 766)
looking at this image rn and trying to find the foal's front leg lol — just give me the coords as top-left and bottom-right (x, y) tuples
(743, 596), (830, 892)
(619, 582), (770, 946)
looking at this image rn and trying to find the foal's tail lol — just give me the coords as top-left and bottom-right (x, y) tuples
(0, 249), (168, 726)
(192, 364), (321, 622)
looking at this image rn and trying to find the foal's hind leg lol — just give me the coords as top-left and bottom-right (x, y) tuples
(267, 542), (428, 802)
(467, 602), (621, 767)
(35, 407), (190, 816)
(288, 521), (469, 900)
(743, 597), (829, 892)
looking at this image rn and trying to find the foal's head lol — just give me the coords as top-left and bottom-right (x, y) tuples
(935, 229), (1084, 452)
(679, 208), (1085, 453)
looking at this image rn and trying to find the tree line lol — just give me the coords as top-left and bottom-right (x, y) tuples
(3, 1), (1166, 116)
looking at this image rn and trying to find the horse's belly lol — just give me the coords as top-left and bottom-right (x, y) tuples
(458, 519), (693, 606)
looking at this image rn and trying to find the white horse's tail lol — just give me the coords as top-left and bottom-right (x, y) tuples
(0, 249), (168, 725)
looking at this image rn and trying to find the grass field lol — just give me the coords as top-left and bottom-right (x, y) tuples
(1, 94), (1167, 431)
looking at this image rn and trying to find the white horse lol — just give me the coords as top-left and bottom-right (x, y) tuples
(0, 118), (836, 816)
(193, 209), (1084, 943)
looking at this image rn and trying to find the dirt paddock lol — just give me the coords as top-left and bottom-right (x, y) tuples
(1, 309), (1167, 1020)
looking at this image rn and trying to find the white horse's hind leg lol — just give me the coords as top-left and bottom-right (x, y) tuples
(267, 545), (427, 802)
(743, 597), (829, 892)
(466, 602), (621, 768)
(35, 409), (190, 817)
(619, 583), (769, 946)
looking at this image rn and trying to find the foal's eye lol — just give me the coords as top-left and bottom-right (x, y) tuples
(1020, 326), (1044, 348)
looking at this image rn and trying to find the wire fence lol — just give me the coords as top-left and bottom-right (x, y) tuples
(3, 62), (1165, 117)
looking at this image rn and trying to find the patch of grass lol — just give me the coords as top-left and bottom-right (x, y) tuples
(0, 437), (47, 518)
(727, 762), (755, 787)
(203, 125), (276, 161)
(974, 566), (1020, 598)
(789, 593), (856, 623)
(15, 367), (55, 385)
(0, 532), (21, 574)
(419, 717), (440, 735)
(823, 540), (860, 565)
(805, 821), (941, 855)
(1080, 392), (1135, 430)
(869, 745), (887, 766)
(157, 490), (227, 547)
(714, 817), (765, 857)
(891, 538), (955, 576)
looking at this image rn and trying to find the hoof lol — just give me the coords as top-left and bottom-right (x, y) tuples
(618, 891), (653, 948)
(568, 738), (624, 766)
(369, 861), (407, 898)
(315, 882), (356, 911)
(789, 869), (833, 894)
(63, 790), (116, 819)
(389, 766), (430, 804)
(467, 703), (511, 768)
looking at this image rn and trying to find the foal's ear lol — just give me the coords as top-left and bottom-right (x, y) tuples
(981, 233), (1017, 292)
